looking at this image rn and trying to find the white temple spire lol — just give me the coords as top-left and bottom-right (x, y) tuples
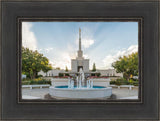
(77, 28), (83, 59)
(79, 28), (81, 51)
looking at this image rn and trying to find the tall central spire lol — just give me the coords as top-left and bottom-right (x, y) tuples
(79, 28), (81, 51)
(77, 28), (83, 59)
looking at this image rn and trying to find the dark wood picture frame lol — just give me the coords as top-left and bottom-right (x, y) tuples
(1, 0), (159, 120)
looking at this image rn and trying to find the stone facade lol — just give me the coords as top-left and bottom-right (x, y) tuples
(71, 59), (89, 73)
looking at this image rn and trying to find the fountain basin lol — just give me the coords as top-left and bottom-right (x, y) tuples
(49, 86), (112, 99)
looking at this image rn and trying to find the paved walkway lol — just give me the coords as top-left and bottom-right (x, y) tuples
(22, 88), (138, 100)
(111, 88), (138, 99)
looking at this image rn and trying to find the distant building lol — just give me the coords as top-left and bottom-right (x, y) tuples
(96, 69), (123, 77)
(38, 68), (123, 77)
(38, 69), (65, 77)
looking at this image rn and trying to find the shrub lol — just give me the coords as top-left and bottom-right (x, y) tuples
(110, 78), (139, 86)
(22, 78), (26, 81)
(59, 73), (64, 77)
(91, 73), (96, 76)
(65, 74), (69, 76)
(30, 80), (51, 85)
(96, 73), (101, 77)
(113, 78), (128, 85)
(131, 78), (139, 86)
(21, 81), (30, 85)
(36, 74), (43, 78)
(128, 79), (134, 85)
(117, 78), (127, 82)
(22, 77), (31, 81)
(131, 78), (138, 81)
(133, 82), (139, 86)
(110, 80), (116, 84)
(22, 78), (51, 85)
(115, 80), (122, 86)
(122, 80), (130, 85)
(34, 78), (42, 81)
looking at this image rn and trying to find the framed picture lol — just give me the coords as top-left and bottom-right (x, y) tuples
(19, 18), (142, 103)
(1, 0), (159, 120)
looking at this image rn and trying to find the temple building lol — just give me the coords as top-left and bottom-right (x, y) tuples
(71, 28), (89, 73)
(38, 28), (123, 77)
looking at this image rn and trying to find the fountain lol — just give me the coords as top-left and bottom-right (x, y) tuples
(49, 68), (112, 99)
(49, 28), (112, 99)
(68, 68), (94, 89)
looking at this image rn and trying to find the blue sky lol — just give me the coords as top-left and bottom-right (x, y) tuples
(22, 22), (138, 70)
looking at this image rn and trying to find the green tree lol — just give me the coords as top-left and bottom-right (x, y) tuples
(65, 66), (68, 72)
(112, 52), (138, 81)
(56, 67), (60, 70)
(22, 47), (52, 79)
(43, 64), (52, 77)
(92, 63), (96, 72)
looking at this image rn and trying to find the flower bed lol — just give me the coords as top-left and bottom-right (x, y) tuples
(89, 76), (109, 79)
(52, 76), (71, 78)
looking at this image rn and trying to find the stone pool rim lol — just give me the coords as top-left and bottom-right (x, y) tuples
(49, 86), (112, 99)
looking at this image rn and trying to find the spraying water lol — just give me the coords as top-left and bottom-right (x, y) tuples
(68, 68), (93, 89)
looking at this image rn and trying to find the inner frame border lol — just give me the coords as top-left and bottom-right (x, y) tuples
(17, 17), (143, 104)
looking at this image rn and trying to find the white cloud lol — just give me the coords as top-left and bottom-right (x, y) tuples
(38, 47), (53, 54)
(82, 39), (94, 48)
(103, 45), (138, 69)
(66, 44), (77, 58)
(83, 54), (89, 59)
(22, 22), (37, 51)
(51, 52), (72, 70)
(45, 48), (53, 53)
(48, 46), (75, 70)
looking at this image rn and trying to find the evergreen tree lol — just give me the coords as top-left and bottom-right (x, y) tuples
(65, 66), (69, 72)
(92, 63), (96, 72)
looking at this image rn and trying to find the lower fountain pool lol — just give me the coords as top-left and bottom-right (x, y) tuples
(49, 68), (112, 99)
(49, 86), (112, 99)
